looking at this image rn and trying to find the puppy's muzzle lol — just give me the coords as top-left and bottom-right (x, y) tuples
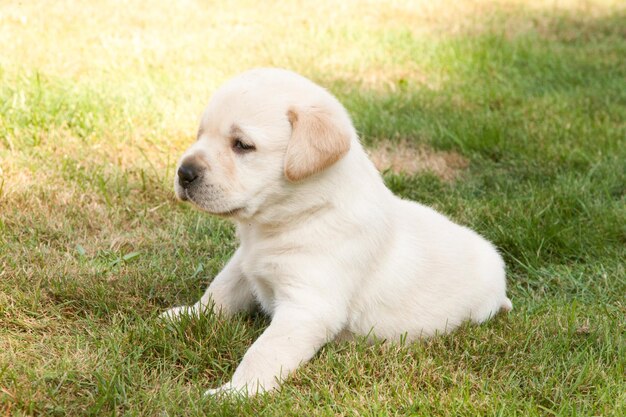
(177, 155), (206, 189)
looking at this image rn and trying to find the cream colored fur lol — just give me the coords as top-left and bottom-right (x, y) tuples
(284, 106), (351, 182)
(163, 68), (512, 396)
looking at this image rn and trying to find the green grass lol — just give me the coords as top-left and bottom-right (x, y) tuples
(1, 0), (625, 415)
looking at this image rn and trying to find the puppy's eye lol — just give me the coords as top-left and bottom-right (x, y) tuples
(233, 138), (255, 153)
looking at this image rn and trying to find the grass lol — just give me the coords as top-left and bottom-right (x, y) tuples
(1, 0), (625, 415)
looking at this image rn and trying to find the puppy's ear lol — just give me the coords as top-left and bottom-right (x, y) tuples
(284, 106), (351, 182)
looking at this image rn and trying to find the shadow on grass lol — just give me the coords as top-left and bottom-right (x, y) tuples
(313, 11), (626, 274)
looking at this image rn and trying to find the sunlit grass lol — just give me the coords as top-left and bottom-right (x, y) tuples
(1, 0), (625, 415)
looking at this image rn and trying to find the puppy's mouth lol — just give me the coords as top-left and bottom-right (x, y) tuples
(210, 207), (244, 217)
(178, 189), (189, 201)
(179, 189), (243, 217)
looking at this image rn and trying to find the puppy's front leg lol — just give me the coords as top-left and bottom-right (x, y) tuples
(207, 303), (344, 396)
(161, 248), (254, 320)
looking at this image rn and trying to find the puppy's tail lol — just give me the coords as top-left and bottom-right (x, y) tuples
(500, 297), (513, 312)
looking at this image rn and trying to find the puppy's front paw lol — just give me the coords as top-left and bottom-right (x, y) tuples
(159, 305), (197, 321)
(204, 380), (273, 398)
(204, 382), (245, 397)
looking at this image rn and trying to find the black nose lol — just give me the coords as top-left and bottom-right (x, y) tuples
(177, 164), (200, 188)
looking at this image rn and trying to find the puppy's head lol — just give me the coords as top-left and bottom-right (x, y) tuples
(174, 68), (354, 220)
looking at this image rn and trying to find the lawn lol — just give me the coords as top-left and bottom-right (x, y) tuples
(1, 0), (625, 415)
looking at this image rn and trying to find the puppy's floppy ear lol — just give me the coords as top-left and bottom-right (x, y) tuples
(284, 106), (352, 182)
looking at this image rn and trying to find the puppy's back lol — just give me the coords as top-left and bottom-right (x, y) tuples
(347, 197), (509, 339)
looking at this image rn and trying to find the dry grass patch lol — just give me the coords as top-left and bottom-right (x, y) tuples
(369, 140), (469, 181)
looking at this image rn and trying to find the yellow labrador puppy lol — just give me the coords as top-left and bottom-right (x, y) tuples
(162, 68), (512, 396)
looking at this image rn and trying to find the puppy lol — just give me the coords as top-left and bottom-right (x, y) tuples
(163, 68), (512, 396)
